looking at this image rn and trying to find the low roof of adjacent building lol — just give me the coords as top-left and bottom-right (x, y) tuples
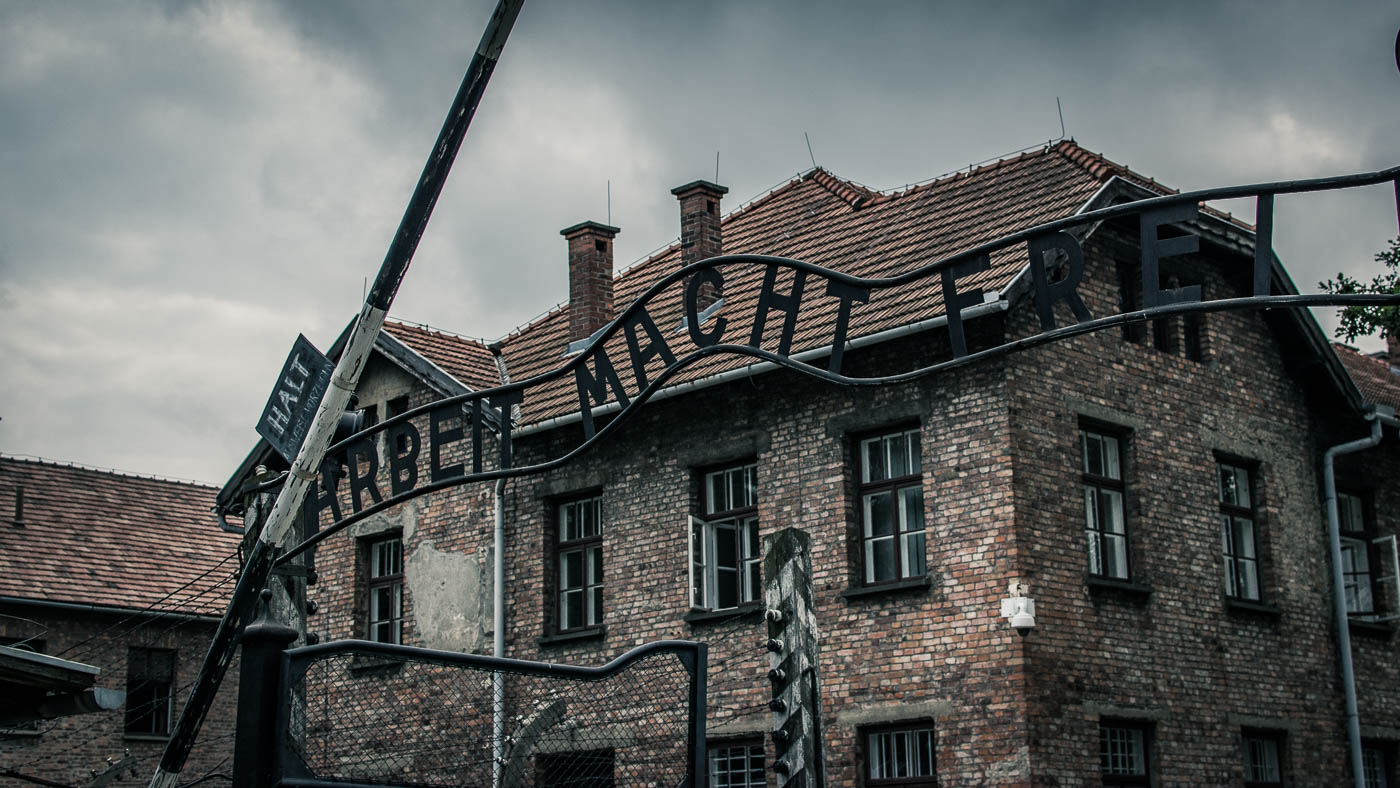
(0, 456), (240, 617)
(1333, 342), (1400, 413)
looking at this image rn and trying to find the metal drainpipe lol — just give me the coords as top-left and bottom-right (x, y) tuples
(1322, 409), (1386, 788)
(492, 476), (507, 788)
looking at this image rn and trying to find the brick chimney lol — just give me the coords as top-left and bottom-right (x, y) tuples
(672, 180), (727, 310)
(561, 221), (619, 343)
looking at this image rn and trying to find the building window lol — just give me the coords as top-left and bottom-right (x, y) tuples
(1100, 721), (1151, 787)
(1220, 461), (1261, 601)
(386, 395), (411, 453)
(125, 647), (175, 737)
(538, 748), (614, 788)
(691, 463), (759, 610)
(1339, 492), (1377, 616)
(864, 724), (936, 785)
(1363, 741), (1393, 788)
(1242, 729), (1285, 788)
(557, 495), (603, 631)
(1082, 428), (1129, 580)
(709, 740), (764, 788)
(367, 536), (404, 644)
(858, 428), (924, 586)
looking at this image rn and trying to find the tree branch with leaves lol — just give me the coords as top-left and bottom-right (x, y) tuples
(1319, 236), (1400, 342)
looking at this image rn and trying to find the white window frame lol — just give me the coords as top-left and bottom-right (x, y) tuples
(689, 463), (759, 611)
(858, 428), (925, 586)
(708, 740), (764, 788)
(368, 536), (404, 644)
(557, 495), (604, 632)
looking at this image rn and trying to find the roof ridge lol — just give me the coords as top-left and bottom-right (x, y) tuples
(385, 318), (492, 345)
(805, 167), (886, 209)
(0, 454), (219, 489)
(1052, 139), (1177, 195)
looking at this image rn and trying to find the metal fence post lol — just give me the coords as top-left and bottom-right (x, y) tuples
(232, 598), (299, 788)
(762, 527), (824, 788)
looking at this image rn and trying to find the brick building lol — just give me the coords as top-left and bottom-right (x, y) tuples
(222, 141), (1399, 786)
(0, 457), (241, 787)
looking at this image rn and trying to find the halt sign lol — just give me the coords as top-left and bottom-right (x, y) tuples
(256, 334), (335, 463)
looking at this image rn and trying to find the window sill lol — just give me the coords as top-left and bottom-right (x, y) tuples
(1224, 597), (1281, 620)
(841, 576), (932, 601)
(538, 626), (605, 647)
(684, 604), (762, 626)
(1348, 617), (1396, 640)
(1086, 576), (1152, 602)
(123, 733), (171, 743)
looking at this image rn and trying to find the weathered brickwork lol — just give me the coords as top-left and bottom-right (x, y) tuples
(0, 609), (237, 788)
(1006, 227), (1400, 786)
(294, 200), (1398, 785)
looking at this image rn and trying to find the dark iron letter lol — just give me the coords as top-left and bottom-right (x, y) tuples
(1253, 194), (1273, 296)
(470, 398), (484, 474)
(939, 255), (991, 358)
(685, 268), (728, 347)
(750, 265), (807, 357)
(301, 465), (343, 533)
(623, 307), (678, 390)
(824, 280), (870, 374)
(1027, 232), (1092, 330)
(430, 405), (465, 483)
(345, 439), (383, 513)
(386, 422), (420, 496)
(490, 389), (524, 470)
(1140, 204), (1201, 307)
(574, 346), (631, 440)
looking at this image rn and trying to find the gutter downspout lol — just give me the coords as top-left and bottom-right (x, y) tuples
(492, 476), (507, 788)
(1322, 406), (1392, 788)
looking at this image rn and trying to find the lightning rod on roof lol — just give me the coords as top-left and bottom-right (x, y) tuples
(607, 179), (611, 225)
(804, 132), (817, 169)
(1056, 97), (1066, 140)
(715, 151), (720, 183)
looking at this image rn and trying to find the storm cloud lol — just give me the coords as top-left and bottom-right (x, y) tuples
(1, 0), (1397, 482)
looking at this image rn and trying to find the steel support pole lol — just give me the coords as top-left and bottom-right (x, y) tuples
(147, 4), (523, 785)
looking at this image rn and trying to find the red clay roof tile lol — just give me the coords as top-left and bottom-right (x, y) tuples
(1333, 343), (1400, 413)
(382, 141), (1166, 422)
(0, 456), (240, 615)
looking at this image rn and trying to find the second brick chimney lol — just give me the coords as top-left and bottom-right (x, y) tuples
(561, 221), (620, 343)
(672, 180), (727, 310)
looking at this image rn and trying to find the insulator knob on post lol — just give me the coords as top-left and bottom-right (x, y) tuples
(768, 698), (787, 712)
(772, 760), (790, 775)
(772, 729), (790, 744)
(766, 638), (784, 653)
(765, 608), (783, 623)
(767, 667), (786, 683)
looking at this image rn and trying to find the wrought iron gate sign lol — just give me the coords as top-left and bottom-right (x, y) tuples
(278, 166), (1400, 567)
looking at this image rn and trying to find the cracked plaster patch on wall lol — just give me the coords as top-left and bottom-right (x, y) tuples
(405, 539), (492, 652)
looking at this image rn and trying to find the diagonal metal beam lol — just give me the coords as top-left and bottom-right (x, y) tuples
(146, 3), (524, 785)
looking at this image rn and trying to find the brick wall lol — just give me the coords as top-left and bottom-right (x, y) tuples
(0, 607), (237, 788)
(299, 225), (1399, 786)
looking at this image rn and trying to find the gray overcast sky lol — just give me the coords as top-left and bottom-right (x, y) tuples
(2, 0), (1398, 484)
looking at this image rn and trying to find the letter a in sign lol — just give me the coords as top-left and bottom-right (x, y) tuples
(256, 334), (335, 463)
